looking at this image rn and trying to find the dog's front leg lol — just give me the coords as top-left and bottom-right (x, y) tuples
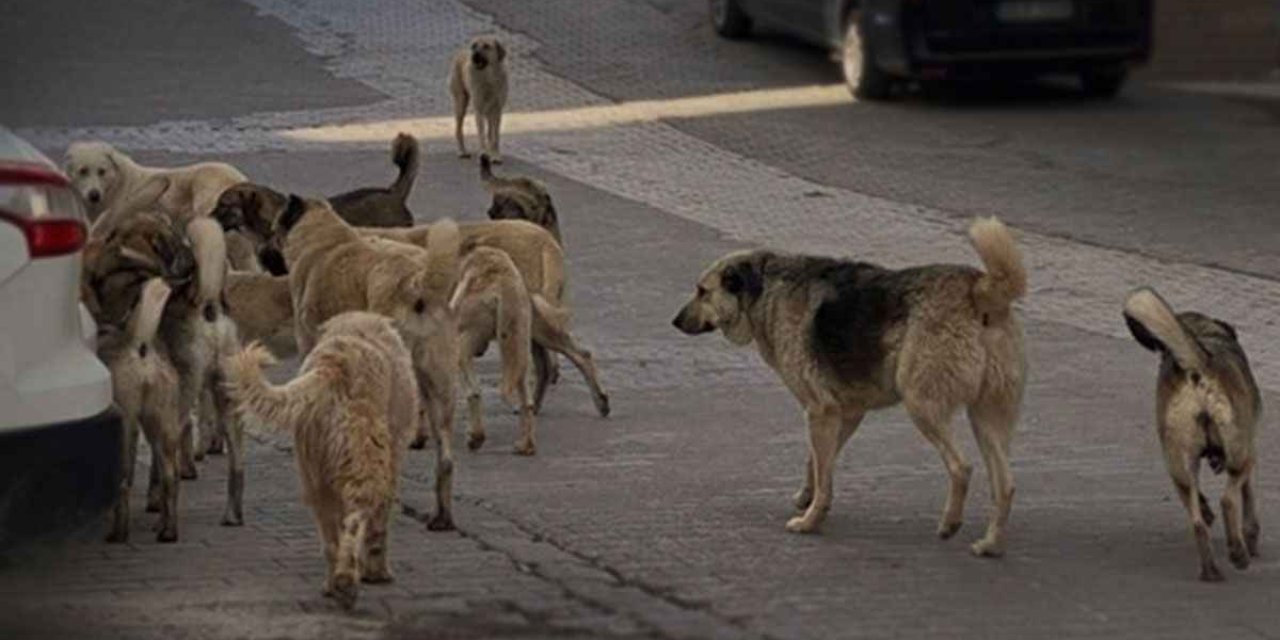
(787, 406), (841, 534)
(1243, 470), (1261, 557)
(488, 111), (503, 164)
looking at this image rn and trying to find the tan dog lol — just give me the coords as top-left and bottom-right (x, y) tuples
(1123, 288), (1263, 582)
(97, 278), (182, 543)
(450, 36), (508, 162)
(213, 183), (610, 418)
(673, 218), (1027, 557)
(450, 247), (536, 455)
(480, 154), (561, 244)
(271, 194), (461, 531)
(225, 271), (294, 343)
(225, 312), (418, 610)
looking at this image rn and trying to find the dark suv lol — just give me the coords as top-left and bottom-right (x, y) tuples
(711, 0), (1153, 99)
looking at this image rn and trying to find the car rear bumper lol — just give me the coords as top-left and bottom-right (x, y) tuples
(0, 407), (122, 549)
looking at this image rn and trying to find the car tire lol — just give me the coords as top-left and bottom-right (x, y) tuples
(1080, 67), (1127, 98)
(842, 13), (891, 100)
(710, 0), (752, 39)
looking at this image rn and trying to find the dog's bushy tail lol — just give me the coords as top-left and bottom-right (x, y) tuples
(424, 218), (461, 307)
(1123, 288), (1206, 372)
(129, 277), (172, 347)
(389, 133), (420, 203)
(187, 217), (228, 307)
(969, 217), (1027, 315)
(224, 342), (324, 433)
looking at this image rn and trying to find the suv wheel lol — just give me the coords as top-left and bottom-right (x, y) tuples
(710, 0), (752, 39)
(842, 13), (891, 100)
(1080, 67), (1127, 98)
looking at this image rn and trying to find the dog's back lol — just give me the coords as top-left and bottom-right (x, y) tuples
(327, 134), (418, 228)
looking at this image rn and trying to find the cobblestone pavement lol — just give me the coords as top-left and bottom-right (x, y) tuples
(5, 1), (1280, 639)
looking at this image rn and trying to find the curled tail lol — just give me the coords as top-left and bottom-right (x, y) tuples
(129, 277), (173, 347)
(1123, 288), (1207, 372)
(186, 217), (228, 308)
(968, 217), (1027, 315)
(389, 133), (420, 203)
(424, 218), (461, 307)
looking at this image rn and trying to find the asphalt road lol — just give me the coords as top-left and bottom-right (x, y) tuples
(4, 1), (1280, 639)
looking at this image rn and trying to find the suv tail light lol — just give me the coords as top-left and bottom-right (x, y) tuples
(0, 211), (87, 258)
(0, 162), (89, 259)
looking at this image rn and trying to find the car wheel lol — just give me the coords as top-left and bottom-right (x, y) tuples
(1080, 67), (1127, 98)
(710, 0), (752, 39)
(841, 13), (891, 100)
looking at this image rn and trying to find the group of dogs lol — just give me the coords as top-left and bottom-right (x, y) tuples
(69, 35), (1261, 611)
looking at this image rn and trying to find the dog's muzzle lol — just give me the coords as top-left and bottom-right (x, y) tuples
(672, 307), (713, 335)
(471, 52), (488, 69)
(87, 189), (101, 204)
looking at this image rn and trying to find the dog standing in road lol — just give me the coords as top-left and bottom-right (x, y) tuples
(673, 218), (1027, 557)
(225, 312), (418, 610)
(1123, 288), (1262, 582)
(450, 36), (508, 162)
(97, 278), (182, 543)
(450, 246), (536, 455)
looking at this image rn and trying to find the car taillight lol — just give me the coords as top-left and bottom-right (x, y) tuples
(0, 211), (87, 258)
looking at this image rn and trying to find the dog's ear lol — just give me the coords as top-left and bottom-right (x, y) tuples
(495, 40), (507, 62)
(722, 256), (764, 301)
(277, 194), (308, 233)
(1217, 319), (1239, 342)
(258, 246), (289, 276)
(104, 149), (121, 174)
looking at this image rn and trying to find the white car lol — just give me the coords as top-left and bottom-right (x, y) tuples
(0, 127), (120, 548)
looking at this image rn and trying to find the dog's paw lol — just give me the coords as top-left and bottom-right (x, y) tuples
(193, 450), (206, 462)
(969, 537), (1004, 558)
(409, 434), (428, 450)
(180, 466), (198, 481)
(105, 529), (129, 544)
(1200, 563), (1226, 583)
(457, 151), (472, 159)
(1229, 544), (1251, 570)
(426, 512), (455, 532)
(792, 487), (813, 511)
(155, 527), (178, 544)
(595, 394), (611, 418)
(937, 520), (963, 540)
(330, 573), (358, 610)
(512, 441), (536, 456)
(1246, 526), (1261, 557)
(785, 515), (820, 534)
(220, 512), (244, 527)
(361, 568), (393, 584)
(145, 500), (162, 514)
(467, 432), (486, 451)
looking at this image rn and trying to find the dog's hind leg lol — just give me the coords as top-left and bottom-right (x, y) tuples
(149, 412), (181, 543)
(179, 414), (199, 480)
(533, 320), (610, 417)
(1243, 470), (1261, 556)
(1222, 465), (1253, 570)
(330, 510), (367, 610)
(1169, 459), (1223, 581)
(906, 401), (971, 541)
(512, 369), (536, 457)
(460, 349), (486, 452)
(107, 416), (139, 543)
(967, 400), (1017, 558)
(362, 500), (394, 584)
(419, 367), (457, 531)
(146, 449), (163, 512)
(215, 377), (245, 527)
(530, 344), (553, 413)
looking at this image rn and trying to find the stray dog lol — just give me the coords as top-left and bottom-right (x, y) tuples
(226, 312), (418, 610)
(673, 218), (1027, 557)
(82, 214), (248, 527)
(1123, 288), (1262, 582)
(267, 194), (462, 531)
(480, 154), (561, 244)
(450, 36), (508, 162)
(66, 141), (259, 271)
(214, 184), (609, 418)
(97, 278), (182, 543)
(450, 247), (536, 455)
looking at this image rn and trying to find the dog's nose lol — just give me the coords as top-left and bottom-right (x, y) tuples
(87, 189), (101, 204)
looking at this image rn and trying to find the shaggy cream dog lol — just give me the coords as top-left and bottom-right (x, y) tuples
(226, 312), (418, 610)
